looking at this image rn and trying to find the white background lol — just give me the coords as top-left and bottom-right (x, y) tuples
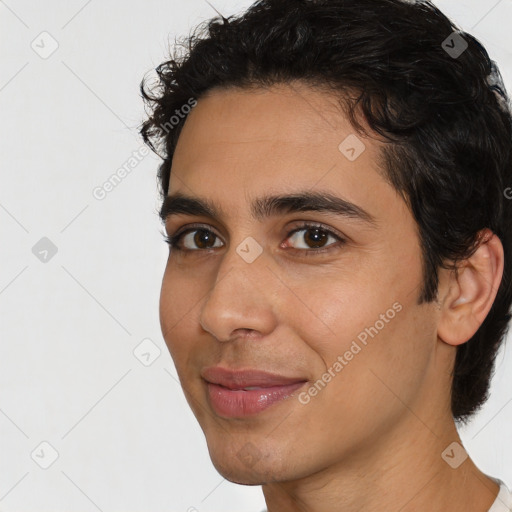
(1, 0), (511, 511)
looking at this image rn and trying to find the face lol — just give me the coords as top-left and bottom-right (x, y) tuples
(159, 82), (444, 484)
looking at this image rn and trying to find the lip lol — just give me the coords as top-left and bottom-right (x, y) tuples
(201, 366), (308, 418)
(201, 366), (308, 389)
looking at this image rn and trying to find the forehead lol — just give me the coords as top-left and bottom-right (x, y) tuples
(174, 82), (365, 159)
(168, 82), (399, 222)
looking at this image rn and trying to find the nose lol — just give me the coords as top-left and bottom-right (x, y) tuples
(199, 247), (278, 343)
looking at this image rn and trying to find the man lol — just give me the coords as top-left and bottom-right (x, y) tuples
(139, 0), (512, 510)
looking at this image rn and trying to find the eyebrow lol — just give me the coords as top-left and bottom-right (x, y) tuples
(159, 190), (377, 227)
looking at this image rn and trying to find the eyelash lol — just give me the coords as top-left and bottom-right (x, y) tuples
(162, 222), (346, 257)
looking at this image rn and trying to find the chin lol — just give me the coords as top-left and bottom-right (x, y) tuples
(222, 469), (268, 486)
(212, 460), (284, 486)
(207, 443), (288, 485)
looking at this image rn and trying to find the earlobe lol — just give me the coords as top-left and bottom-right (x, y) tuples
(437, 230), (504, 347)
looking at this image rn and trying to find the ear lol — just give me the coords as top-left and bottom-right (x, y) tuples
(437, 229), (504, 346)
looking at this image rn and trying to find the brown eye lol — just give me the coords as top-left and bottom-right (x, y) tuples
(164, 226), (223, 251)
(164, 222), (345, 256)
(286, 226), (340, 250)
(190, 229), (218, 249)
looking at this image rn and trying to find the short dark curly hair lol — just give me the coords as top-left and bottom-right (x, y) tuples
(139, 0), (512, 425)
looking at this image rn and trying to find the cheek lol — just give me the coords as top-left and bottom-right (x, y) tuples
(159, 265), (221, 390)
(308, 291), (435, 431)
(159, 269), (176, 343)
(278, 261), (398, 356)
(159, 266), (197, 362)
(288, 259), (433, 406)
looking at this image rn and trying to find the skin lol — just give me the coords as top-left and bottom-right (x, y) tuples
(159, 81), (504, 512)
